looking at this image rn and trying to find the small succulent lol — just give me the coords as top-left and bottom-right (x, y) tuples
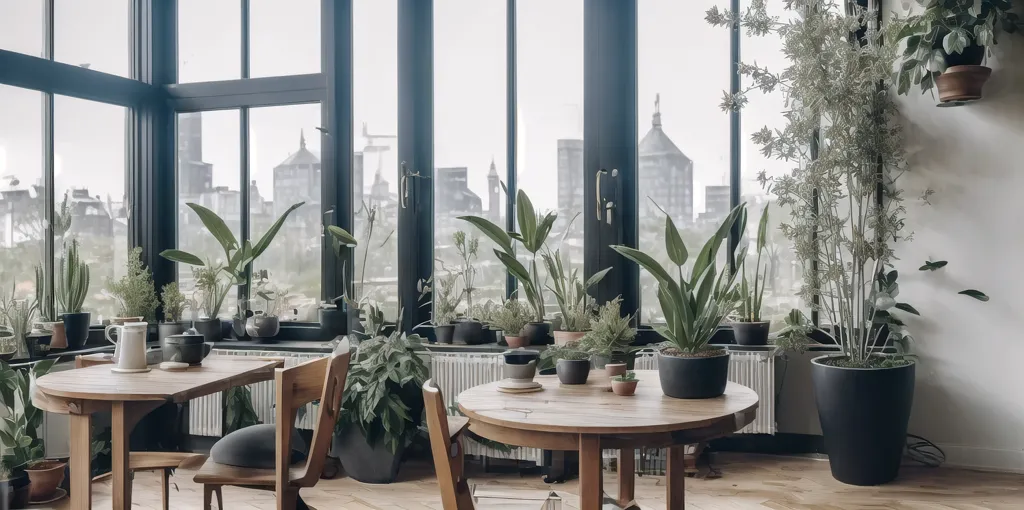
(612, 371), (638, 383)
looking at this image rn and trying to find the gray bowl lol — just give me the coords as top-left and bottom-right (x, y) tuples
(163, 332), (211, 365)
(503, 360), (537, 381)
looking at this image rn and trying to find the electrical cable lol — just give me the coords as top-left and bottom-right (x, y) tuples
(905, 433), (945, 467)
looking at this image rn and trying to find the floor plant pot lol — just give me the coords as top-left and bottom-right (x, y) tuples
(552, 330), (585, 346)
(25, 460), (66, 502)
(434, 324), (455, 344)
(453, 320), (485, 345)
(935, 65), (992, 104)
(193, 318), (222, 343)
(319, 307), (346, 339)
(333, 427), (406, 484)
(611, 379), (638, 396)
(504, 335), (528, 348)
(811, 355), (915, 486)
(62, 312), (91, 350)
(556, 359), (590, 385)
(3, 470), (30, 509)
(157, 322), (188, 349)
(522, 322), (552, 345)
(732, 321), (770, 346)
(658, 349), (730, 399)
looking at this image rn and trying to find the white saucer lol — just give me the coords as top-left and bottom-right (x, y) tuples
(497, 379), (543, 394)
(110, 366), (151, 373)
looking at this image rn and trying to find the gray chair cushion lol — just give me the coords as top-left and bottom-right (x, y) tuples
(210, 424), (308, 469)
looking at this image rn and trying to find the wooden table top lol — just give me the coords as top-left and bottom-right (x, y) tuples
(458, 370), (758, 435)
(35, 357), (280, 402)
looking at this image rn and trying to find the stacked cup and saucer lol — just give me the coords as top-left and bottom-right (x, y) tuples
(497, 348), (543, 394)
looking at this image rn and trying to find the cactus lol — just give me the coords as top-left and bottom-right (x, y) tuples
(56, 239), (89, 314)
(34, 264), (55, 322)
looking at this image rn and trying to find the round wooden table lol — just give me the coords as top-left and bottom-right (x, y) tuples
(458, 370), (758, 510)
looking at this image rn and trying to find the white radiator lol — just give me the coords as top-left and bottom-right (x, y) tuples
(430, 353), (545, 464)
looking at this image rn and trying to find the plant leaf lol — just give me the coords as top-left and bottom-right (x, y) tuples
(610, 245), (674, 287)
(958, 289), (989, 302)
(918, 260), (947, 271)
(251, 202), (305, 260)
(584, 267), (611, 290)
(894, 302), (920, 315)
(186, 202), (238, 256)
(516, 189), (538, 251)
(327, 225), (358, 246)
(664, 214), (688, 267)
(159, 249), (205, 266)
(756, 204), (770, 252)
(458, 216), (513, 254)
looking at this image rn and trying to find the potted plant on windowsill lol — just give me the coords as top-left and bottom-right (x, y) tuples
(543, 341), (592, 385)
(327, 202), (393, 338)
(333, 306), (429, 484)
(190, 264), (229, 343)
(57, 239), (90, 350)
(106, 247), (159, 326)
(893, 0), (1024, 105)
(245, 270), (283, 342)
(544, 248), (609, 346)
(158, 282), (189, 347)
(32, 265), (65, 350)
(460, 190), (557, 345)
(451, 231), (487, 344)
(323, 216), (358, 339)
(491, 298), (532, 348)
(1, 291), (38, 359)
(732, 205), (771, 346)
(429, 270), (461, 344)
(580, 296), (637, 369)
(470, 300), (499, 343)
(611, 371), (639, 397)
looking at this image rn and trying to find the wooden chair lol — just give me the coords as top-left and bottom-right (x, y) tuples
(73, 355), (206, 510)
(422, 379), (561, 510)
(193, 349), (351, 510)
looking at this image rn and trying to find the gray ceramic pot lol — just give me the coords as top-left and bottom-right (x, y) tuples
(157, 322), (188, 348)
(245, 314), (280, 342)
(658, 350), (730, 399)
(556, 359), (591, 385)
(502, 360), (537, 381)
(333, 426), (406, 484)
(163, 332), (211, 365)
(193, 318), (222, 343)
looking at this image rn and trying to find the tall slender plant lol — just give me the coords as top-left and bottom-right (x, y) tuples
(56, 239), (89, 315)
(107, 247), (159, 321)
(33, 265), (54, 322)
(737, 205), (771, 322)
(542, 249), (609, 332)
(452, 231), (478, 311)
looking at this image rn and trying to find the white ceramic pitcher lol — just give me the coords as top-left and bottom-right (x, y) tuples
(105, 321), (148, 371)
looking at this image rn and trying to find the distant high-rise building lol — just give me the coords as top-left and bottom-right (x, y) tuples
(556, 139), (584, 218)
(435, 167), (483, 215)
(702, 185), (731, 223)
(177, 113), (213, 196)
(487, 158), (501, 223)
(639, 94), (693, 226)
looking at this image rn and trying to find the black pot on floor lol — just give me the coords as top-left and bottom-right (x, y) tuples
(319, 307), (346, 339)
(556, 359), (591, 385)
(811, 355), (915, 486)
(333, 427), (407, 484)
(658, 349), (730, 399)
(193, 318), (222, 343)
(62, 312), (91, 350)
(434, 324), (455, 344)
(453, 320), (484, 345)
(732, 321), (770, 346)
(521, 321), (552, 345)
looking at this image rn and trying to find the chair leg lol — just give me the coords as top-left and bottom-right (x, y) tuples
(214, 486), (224, 509)
(160, 469), (170, 510)
(203, 485), (213, 510)
(278, 488), (300, 510)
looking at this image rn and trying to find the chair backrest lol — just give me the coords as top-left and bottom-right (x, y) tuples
(423, 379), (474, 510)
(275, 347), (351, 490)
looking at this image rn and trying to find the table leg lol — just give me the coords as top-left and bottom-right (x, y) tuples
(69, 413), (92, 510)
(617, 448), (635, 507)
(667, 445), (686, 509)
(578, 435), (603, 510)
(111, 402), (131, 510)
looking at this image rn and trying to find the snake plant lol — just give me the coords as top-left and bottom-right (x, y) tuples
(56, 239), (90, 315)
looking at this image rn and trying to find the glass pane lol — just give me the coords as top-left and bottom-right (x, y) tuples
(178, 0), (242, 83)
(434, 0), (507, 314)
(250, 0), (321, 78)
(249, 103), (322, 319)
(741, 0), (803, 320)
(54, 95), (127, 323)
(516, 0), (584, 313)
(55, 0), (130, 77)
(0, 1), (44, 58)
(352, 0), (399, 319)
(176, 110), (241, 320)
(0, 85), (45, 301)
(637, 0), (730, 323)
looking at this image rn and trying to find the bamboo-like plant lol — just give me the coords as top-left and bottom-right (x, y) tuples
(56, 239), (89, 315)
(542, 249), (609, 332)
(107, 247), (159, 321)
(459, 190), (556, 322)
(737, 206), (771, 323)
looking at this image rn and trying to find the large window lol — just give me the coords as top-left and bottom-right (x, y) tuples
(54, 95), (128, 322)
(55, 0), (130, 78)
(249, 0), (321, 78)
(0, 85), (44, 300)
(177, 0), (242, 83)
(433, 0), (508, 312)
(0, 2), (44, 58)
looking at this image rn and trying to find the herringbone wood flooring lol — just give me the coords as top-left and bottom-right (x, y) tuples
(47, 453), (1024, 509)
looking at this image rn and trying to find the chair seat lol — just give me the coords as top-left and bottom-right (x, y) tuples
(193, 457), (305, 486)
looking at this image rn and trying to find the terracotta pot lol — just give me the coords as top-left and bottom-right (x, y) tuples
(612, 379), (638, 396)
(25, 460), (66, 501)
(552, 330), (586, 346)
(49, 322), (67, 349)
(605, 363), (627, 378)
(504, 335), (529, 348)
(935, 65), (992, 104)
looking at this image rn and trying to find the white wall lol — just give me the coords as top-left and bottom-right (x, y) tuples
(890, 6), (1024, 473)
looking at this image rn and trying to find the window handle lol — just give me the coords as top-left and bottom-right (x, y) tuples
(400, 162), (409, 209)
(595, 169), (607, 221)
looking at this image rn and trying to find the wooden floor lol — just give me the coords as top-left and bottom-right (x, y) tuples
(50, 453), (1024, 509)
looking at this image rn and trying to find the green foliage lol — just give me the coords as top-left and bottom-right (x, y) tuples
(0, 289), (36, 358)
(106, 247), (159, 321)
(771, 309), (812, 356)
(489, 299), (532, 337)
(579, 297), (636, 358)
(192, 264), (229, 318)
(612, 371), (637, 383)
(893, 0), (1024, 95)
(0, 359), (57, 472)
(453, 231), (479, 310)
(224, 386), (260, 434)
(325, 222), (358, 304)
(542, 249), (609, 332)
(337, 313), (430, 454)
(52, 191), (73, 239)
(337, 202), (394, 309)
(431, 270), (461, 326)
(160, 282), (187, 323)
(56, 239), (89, 314)
(541, 341), (591, 362)
(253, 269), (287, 316)
(737, 206), (770, 322)
(33, 265), (54, 322)
(469, 300), (498, 324)
(611, 203), (747, 354)
(459, 190), (556, 321)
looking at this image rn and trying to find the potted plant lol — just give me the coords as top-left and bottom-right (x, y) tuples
(460, 190), (557, 345)
(543, 341), (592, 385)
(56, 239), (90, 350)
(326, 202), (392, 336)
(451, 231), (487, 344)
(544, 248), (609, 345)
(323, 217), (358, 338)
(893, 0), (1024, 104)
(732, 206), (771, 346)
(245, 270), (284, 342)
(429, 270), (460, 344)
(161, 201), (304, 342)
(490, 298), (532, 348)
(611, 202), (745, 399)
(0, 330), (16, 362)
(611, 371), (639, 397)
(33, 265), (65, 350)
(470, 300), (499, 343)
(158, 282), (189, 347)
(106, 247), (159, 325)
(579, 296), (637, 369)
(0, 359), (59, 505)
(1, 290), (38, 359)
(334, 307), (429, 484)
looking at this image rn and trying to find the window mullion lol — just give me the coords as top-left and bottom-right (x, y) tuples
(505, 0), (517, 299)
(240, 106), (251, 304)
(241, 0), (250, 80)
(728, 0), (741, 272)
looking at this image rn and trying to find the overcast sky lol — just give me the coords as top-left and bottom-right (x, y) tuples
(0, 0), (789, 216)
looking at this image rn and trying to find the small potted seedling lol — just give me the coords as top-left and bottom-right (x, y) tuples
(543, 341), (592, 385)
(430, 270), (461, 344)
(491, 299), (531, 348)
(158, 282), (189, 347)
(611, 371), (639, 396)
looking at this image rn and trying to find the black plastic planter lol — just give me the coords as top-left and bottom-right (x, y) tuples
(453, 320), (485, 345)
(811, 355), (915, 486)
(319, 308), (346, 339)
(193, 318), (222, 343)
(658, 350), (730, 399)
(521, 321), (552, 345)
(556, 359), (590, 385)
(434, 324), (455, 344)
(62, 312), (91, 350)
(732, 321), (770, 346)
(333, 427), (406, 484)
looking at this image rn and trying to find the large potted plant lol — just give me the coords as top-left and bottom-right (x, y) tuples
(894, 0), (1024, 104)
(611, 203), (745, 399)
(543, 248), (609, 345)
(333, 306), (429, 484)
(579, 296), (637, 368)
(57, 239), (90, 350)
(106, 247), (159, 325)
(460, 190), (556, 345)
(732, 206), (771, 346)
(0, 359), (59, 505)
